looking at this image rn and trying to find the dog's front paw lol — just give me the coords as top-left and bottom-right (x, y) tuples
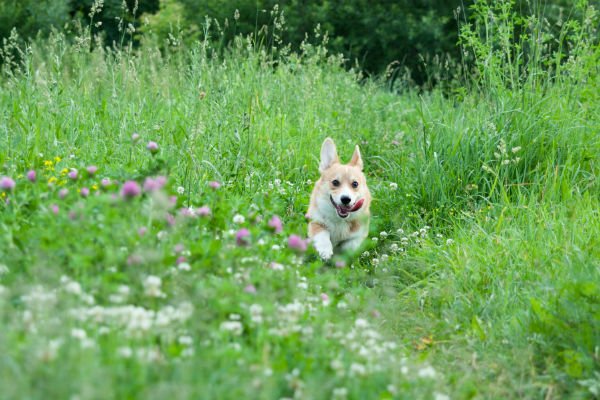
(312, 233), (334, 261)
(317, 245), (333, 261)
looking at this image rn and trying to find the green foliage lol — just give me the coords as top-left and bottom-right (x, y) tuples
(69, 0), (159, 46)
(459, 0), (599, 94)
(138, 0), (200, 47)
(173, 0), (464, 85)
(0, 0), (70, 49)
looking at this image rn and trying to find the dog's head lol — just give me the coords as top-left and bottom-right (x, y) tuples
(315, 138), (371, 219)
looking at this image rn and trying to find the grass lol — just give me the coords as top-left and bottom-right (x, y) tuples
(0, 2), (599, 399)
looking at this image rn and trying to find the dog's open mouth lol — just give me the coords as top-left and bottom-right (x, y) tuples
(330, 195), (364, 218)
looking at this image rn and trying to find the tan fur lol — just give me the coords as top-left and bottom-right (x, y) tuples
(349, 220), (361, 233)
(308, 221), (327, 236)
(307, 138), (371, 260)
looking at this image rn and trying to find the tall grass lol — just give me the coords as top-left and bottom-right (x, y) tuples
(0, 1), (598, 398)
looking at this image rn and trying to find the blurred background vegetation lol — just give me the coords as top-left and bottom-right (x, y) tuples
(0, 0), (585, 86)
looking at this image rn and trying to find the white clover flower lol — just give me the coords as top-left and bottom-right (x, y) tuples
(22, 285), (57, 308)
(380, 231), (388, 238)
(80, 337), (96, 349)
(380, 254), (389, 262)
(157, 230), (167, 241)
(143, 275), (165, 298)
(417, 365), (437, 378)
(232, 214), (245, 224)
(396, 228), (404, 234)
(64, 281), (82, 296)
(269, 262), (284, 271)
(271, 244), (281, 251)
(389, 182), (398, 190)
(249, 304), (263, 324)
(117, 346), (133, 358)
(249, 304), (262, 314)
(330, 359), (344, 371)
(371, 258), (380, 266)
(136, 347), (161, 362)
(80, 293), (95, 305)
(117, 285), (130, 296)
(390, 243), (399, 252)
(349, 362), (367, 376)
(446, 239), (454, 245)
(297, 282), (308, 290)
(178, 335), (193, 346)
(355, 318), (369, 328)
(332, 387), (348, 399)
(177, 186), (185, 194)
(220, 320), (243, 336)
(434, 393), (450, 400)
(71, 328), (87, 340)
(362, 251), (370, 257)
(178, 262), (191, 271)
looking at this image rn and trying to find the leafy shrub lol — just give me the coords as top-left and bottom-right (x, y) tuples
(0, 0), (70, 56)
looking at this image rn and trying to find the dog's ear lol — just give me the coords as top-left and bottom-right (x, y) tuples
(319, 138), (339, 172)
(349, 145), (363, 170)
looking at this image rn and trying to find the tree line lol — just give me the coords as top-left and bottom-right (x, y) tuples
(0, 0), (580, 85)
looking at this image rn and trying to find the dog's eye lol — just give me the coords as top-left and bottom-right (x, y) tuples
(332, 179), (340, 187)
(352, 181), (359, 188)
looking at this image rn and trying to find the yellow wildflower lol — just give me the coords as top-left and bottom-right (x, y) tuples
(60, 168), (69, 176)
(54, 156), (62, 163)
(48, 177), (57, 184)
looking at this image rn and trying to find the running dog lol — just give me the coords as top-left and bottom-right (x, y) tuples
(307, 138), (371, 260)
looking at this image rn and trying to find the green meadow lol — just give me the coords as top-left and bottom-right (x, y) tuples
(0, 1), (598, 399)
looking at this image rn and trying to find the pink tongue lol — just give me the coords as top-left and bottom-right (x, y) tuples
(350, 198), (364, 212)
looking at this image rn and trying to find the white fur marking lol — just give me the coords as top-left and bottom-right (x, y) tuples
(313, 231), (333, 260)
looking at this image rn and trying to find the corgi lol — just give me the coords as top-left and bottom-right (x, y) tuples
(307, 138), (371, 260)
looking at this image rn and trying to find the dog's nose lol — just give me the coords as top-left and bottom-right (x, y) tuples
(340, 196), (351, 205)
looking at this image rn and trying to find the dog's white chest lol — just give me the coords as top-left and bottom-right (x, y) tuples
(328, 222), (355, 246)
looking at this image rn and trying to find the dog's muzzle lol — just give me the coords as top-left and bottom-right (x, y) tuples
(330, 195), (364, 218)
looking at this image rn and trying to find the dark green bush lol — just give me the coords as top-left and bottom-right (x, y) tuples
(174, 0), (466, 85)
(0, 0), (592, 84)
(0, 0), (70, 42)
